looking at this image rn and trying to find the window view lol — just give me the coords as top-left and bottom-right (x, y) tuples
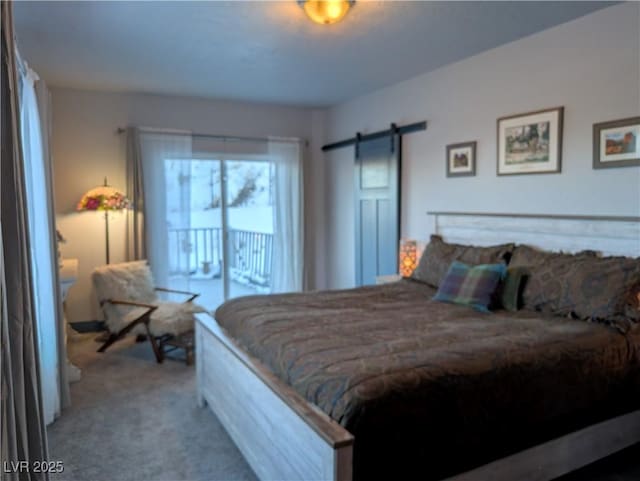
(224, 160), (274, 299)
(164, 157), (274, 309)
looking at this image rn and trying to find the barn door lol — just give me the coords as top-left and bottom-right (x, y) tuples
(354, 133), (401, 286)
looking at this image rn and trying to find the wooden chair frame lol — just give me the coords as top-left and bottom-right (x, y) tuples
(98, 287), (200, 363)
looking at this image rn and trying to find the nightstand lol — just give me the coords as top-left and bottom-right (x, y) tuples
(375, 274), (402, 285)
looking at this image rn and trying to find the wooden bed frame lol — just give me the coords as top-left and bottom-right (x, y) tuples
(196, 212), (640, 481)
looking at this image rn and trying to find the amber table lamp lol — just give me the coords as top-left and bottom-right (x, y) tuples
(399, 239), (418, 277)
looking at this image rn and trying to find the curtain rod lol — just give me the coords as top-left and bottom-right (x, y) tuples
(116, 127), (305, 145)
(321, 121), (427, 152)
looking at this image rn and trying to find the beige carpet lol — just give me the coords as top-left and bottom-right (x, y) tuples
(48, 334), (257, 481)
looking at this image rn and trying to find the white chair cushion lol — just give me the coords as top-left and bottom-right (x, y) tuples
(93, 261), (158, 333)
(93, 260), (157, 303)
(116, 301), (205, 337)
(119, 307), (152, 335)
(92, 261), (205, 337)
(148, 301), (205, 337)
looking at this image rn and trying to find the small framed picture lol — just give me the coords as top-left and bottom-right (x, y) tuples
(446, 141), (476, 177)
(497, 106), (563, 176)
(593, 117), (640, 169)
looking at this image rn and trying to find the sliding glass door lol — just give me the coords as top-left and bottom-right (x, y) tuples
(164, 157), (225, 309)
(225, 159), (274, 299)
(141, 132), (301, 310)
(159, 153), (274, 309)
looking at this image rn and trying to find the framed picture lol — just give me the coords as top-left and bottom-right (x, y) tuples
(497, 106), (563, 176)
(593, 117), (640, 169)
(446, 141), (476, 177)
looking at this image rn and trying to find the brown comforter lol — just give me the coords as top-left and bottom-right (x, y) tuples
(215, 279), (640, 480)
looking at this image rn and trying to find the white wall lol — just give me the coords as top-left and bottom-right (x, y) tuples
(51, 88), (323, 321)
(323, 3), (640, 289)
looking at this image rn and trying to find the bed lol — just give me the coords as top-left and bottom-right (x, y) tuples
(195, 212), (640, 481)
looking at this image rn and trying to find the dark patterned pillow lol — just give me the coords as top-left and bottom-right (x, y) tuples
(433, 261), (506, 312)
(412, 235), (514, 288)
(496, 267), (529, 312)
(510, 245), (598, 269)
(624, 281), (640, 320)
(510, 245), (640, 323)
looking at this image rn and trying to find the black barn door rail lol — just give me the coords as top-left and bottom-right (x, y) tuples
(321, 121), (427, 152)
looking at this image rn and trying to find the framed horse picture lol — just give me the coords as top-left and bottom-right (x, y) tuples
(497, 106), (563, 176)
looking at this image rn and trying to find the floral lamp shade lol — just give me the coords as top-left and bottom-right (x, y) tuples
(399, 239), (418, 277)
(77, 182), (129, 211)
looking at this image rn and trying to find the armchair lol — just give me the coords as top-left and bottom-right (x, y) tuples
(92, 260), (203, 363)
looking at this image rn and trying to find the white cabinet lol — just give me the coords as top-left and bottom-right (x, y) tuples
(60, 258), (81, 382)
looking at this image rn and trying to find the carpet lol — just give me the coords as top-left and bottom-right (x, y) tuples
(48, 334), (257, 481)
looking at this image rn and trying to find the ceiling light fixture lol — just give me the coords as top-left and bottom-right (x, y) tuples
(298, 0), (355, 25)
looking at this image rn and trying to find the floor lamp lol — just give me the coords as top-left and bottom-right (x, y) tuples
(77, 177), (130, 264)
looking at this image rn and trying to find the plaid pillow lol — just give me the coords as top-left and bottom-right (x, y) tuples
(433, 261), (506, 312)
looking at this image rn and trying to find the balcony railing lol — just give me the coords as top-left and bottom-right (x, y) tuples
(168, 227), (273, 288)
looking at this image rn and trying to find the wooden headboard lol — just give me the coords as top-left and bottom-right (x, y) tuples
(427, 212), (640, 257)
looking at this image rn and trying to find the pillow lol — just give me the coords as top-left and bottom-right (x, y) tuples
(92, 260), (158, 331)
(510, 245), (640, 323)
(509, 245), (598, 270)
(496, 266), (529, 312)
(433, 261), (506, 313)
(624, 281), (640, 320)
(412, 235), (514, 288)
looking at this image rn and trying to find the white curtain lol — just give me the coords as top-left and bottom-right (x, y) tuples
(139, 131), (193, 290)
(269, 138), (304, 293)
(136, 131), (303, 300)
(34, 71), (71, 412)
(19, 58), (61, 425)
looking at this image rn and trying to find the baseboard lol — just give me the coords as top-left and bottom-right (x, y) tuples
(70, 320), (106, 333)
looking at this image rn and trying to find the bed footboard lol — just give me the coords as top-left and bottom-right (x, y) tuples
(195, 313), (354, 481)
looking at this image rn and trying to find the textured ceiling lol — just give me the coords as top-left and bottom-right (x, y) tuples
(14, 1), (614, 107)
